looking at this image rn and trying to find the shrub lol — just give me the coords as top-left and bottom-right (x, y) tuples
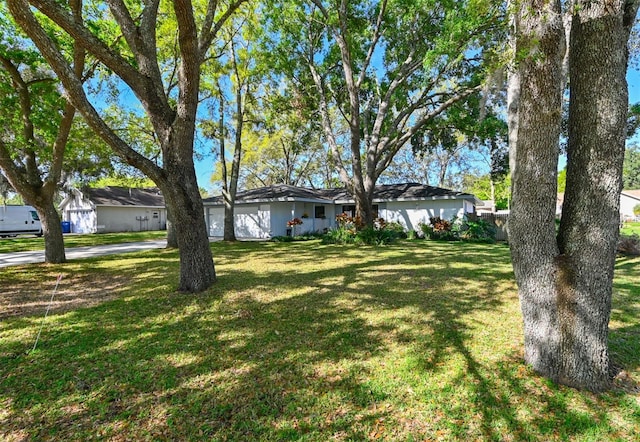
(459, 218), (497, 243)
(422, 217), (458, 241)
(618, 234), (640, 255)
(322, 215), (403, 245)
(419, 215), (497, 243)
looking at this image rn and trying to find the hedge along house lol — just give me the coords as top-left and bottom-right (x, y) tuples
(59, 187), (167, 234)
(202, 183), (479, 239)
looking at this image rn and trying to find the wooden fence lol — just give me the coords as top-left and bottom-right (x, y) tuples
(479, 213), (509, 241)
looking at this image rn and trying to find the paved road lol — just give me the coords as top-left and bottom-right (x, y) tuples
(0, 240), (168, 268)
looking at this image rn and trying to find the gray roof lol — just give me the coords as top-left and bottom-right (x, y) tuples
(203, 183), (477, 205)
(85, 186), (165, 207)
(203, 184), (333, 204)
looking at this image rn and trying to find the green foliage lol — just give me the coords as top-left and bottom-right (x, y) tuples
(634, 204), (640, 216)
(420, 215), (496, 243)
(322, 216), (403, 245)
(89, 175), (156, 189)
(462, 173), (511, 210)
(457, 217), (497, 243)
(557, 168), (566, 193)
(624, 145), (640, 189)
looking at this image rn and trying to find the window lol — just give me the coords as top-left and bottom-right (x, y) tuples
(29, 211), (40, 221)
(314, 205), (326, 218)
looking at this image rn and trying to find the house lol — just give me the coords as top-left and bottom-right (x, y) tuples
(620, 190), (640, 221)
(202, 183), (479, 239)
(59, 187), (167, 233)
(557, 191), (640, 221)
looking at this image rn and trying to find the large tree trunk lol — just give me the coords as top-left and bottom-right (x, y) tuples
(554, 0), (637, 391)
(34, 201), (65, 263)
(161, 165), (215, 292)
(509, 0), (638, 392)
(508, 0), (566, 386)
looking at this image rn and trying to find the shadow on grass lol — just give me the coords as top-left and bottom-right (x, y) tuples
(0, 241), (638, 440)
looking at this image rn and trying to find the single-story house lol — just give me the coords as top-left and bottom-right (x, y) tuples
(59, 186), (167, 234)
(202, 183), (479, 239)
(620, 190), (640, 221)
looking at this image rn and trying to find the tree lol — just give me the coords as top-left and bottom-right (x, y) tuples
(8, 0), (246, 292)
(229, 79), (330, 190)
(508, 0), (639, 392)
(623, 144), (640, 189)
(204, 9), (261, 241)
(265, 0), (504, 226)
(0, 2), (87, 263)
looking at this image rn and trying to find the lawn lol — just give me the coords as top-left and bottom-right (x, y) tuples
(1, 240), (638, 441)
(621, 222), (640, 236)
(0, 230), (167, 254)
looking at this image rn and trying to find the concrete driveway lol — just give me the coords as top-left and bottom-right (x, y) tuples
(0, 240), (168, 268)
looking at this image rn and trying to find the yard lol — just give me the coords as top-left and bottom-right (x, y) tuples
(621, 221), (640, 237)
(1, 240), (638, 441)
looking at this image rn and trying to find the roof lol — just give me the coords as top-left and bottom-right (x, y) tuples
(203, 184), (332, 205)
(203, 183), (478, 206)
(84, 186), (165, 207)
(622, 190), (640, 201)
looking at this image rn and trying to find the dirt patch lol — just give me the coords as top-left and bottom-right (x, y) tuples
(0, 273), (130, 320)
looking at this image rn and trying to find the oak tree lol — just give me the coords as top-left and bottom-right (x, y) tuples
(508, 0), (639, 391)
(8, 0), (246, 291)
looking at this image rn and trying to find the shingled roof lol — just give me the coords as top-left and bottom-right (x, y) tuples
(203, 183), (477, 205)
(203, 184), (334, 204)
(85, 186), (165, 207)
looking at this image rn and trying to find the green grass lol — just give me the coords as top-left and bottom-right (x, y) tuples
(1, 241), (638, 441)
(0, 230), (167, 253)
(621, 222), (640, 236)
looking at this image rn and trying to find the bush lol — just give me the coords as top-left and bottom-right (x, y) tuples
(419, 215), (497, 243)
(459, 218), (497, 243)
(618, 234), (640, 255)
(271, 232), (323, 242)
(420, 217), (458, 241)
(322, 215), (403, 245)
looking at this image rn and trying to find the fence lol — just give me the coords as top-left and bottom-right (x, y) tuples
(479, 213), (509, 241)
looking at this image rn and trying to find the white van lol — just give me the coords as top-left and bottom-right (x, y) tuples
(0, 205), (43, 238)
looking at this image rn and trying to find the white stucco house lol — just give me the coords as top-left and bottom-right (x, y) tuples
(202, 183), (479, 239)
(620, 190), (640, 221)
(59, 187), (167, 234)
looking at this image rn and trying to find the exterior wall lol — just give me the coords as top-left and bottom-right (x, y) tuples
(96, 207), (166, 233)
(61, 191), (166, 234)
(66, 209), (97, 234)
(205, 198), (474, 239)
(205, 205), (270, 238)
(620, 193), (640, 220)
(61, 194), (97, 233)
(380, 199), (467, 232)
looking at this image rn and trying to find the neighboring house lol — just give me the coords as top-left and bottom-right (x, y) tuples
(202, 183), (479, 239)
(621, 190), (640, 220)
(59, 187), (167, 234)
(476, 200), (496, 215)
(557, 190), (640, 221)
